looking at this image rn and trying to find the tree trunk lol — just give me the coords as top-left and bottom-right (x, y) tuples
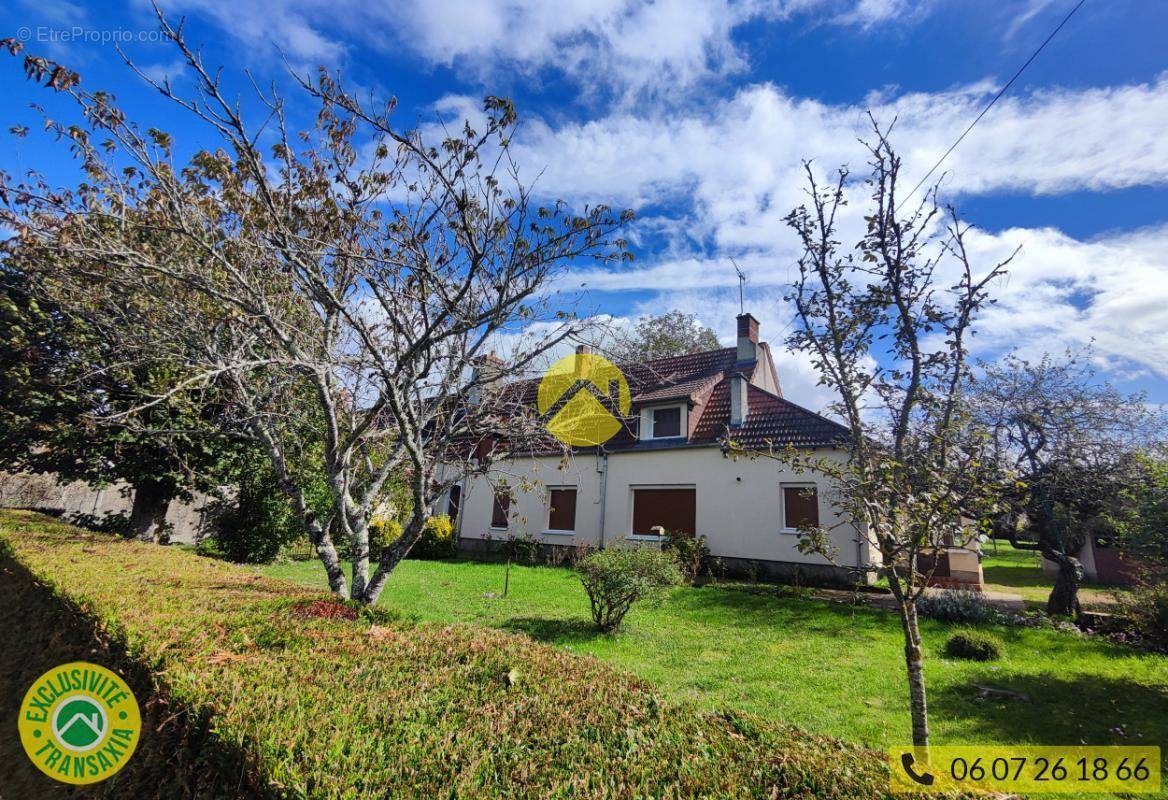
(1044, 549), (1083, 618)
(129, 482), (170, 543)
(314, 534), (348, 600)
(360, 520), (423, 605)
(350, 521), (370, 601)
(898, 601), (930, 748)
(886, 561), (931, 748)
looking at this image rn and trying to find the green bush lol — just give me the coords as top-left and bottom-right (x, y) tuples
(203, 455), (324, 563)
(577, 546), (683, 631)
(944, 630), (1004, 661)
(1116, 577), (1168, 651)
(0, 509), (905, 799)
(662, 532), (711, 582)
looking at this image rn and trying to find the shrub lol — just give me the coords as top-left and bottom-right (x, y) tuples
(367, 515), (457, 560)
(577, 546), (683, 631)
(413, 514), (457, 560)
(662, 532), (711, 582)
(368, 516), (403, 560)
(916, 589), (998, 624)
(945, 630), (1004, 661)
(204, 459), (313, 563)
(504, 531), (541, 565)
(0, 509), (903, 799)
(1116, 576), (1168, 651)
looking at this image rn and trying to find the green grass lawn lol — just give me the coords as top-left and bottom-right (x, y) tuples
(5, 511), (905, 799)
(980, 540), (1125, 609)
(263, 557), (1168, 754)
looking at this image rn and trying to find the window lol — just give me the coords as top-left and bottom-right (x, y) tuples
(632, 488), (695, 537)
(547, 488), (577, 532)
(651, 406), (681, 438)
(447, 484), (462, 521)
(491, 490), (510, 529)
(782, 485), (819, 530)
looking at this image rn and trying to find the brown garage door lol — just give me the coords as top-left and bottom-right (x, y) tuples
(632, 488), (696, 536)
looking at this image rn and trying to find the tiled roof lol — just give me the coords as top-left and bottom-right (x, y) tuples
(620, 348), (739, 396)
(688, 382), (849, 450)
(485, 345), (847, 454)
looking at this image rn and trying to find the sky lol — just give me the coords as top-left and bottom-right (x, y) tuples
(2, 0), (1166, 414)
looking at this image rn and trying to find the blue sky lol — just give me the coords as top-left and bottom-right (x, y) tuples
(2, 0), (1166, 411)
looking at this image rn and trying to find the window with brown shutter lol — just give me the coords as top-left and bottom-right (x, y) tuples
(547, 488), (577, 531)
(632, 488), (696, 536)
(782, 485), (819, 529)
(491, 490), (510, 529)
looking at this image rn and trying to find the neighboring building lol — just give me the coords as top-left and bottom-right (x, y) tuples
(450, 313), (881, 586)
(1042, 535), (1142, 586)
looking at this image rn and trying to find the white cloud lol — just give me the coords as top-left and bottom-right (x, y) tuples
(963, 224), (1168, 375)
(132, 0), (1168, 397)
(1003, 0), (1058, 41)
(154, 0), (929, 97)
(139, 58), (188, 83)
(512, 74), (1168, 220)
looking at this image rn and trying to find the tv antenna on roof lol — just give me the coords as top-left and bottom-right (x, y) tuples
(730, 258), (747, 315)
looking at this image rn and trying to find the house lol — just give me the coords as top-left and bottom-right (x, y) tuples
(448, 313), (882, 586)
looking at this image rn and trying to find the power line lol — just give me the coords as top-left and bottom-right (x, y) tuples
(899, 0), (1087, 208)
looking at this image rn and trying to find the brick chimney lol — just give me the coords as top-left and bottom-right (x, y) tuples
(736, 313), (759, 362)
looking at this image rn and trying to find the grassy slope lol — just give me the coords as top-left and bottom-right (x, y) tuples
(264, 555), (1168, 754)
(0, 510), (919, 800)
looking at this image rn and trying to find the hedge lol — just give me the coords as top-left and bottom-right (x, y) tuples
(0, 510), (953, 799)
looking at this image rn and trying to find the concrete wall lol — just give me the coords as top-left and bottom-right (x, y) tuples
(0, 472), (216, 544)
(455, 446), (877, 583)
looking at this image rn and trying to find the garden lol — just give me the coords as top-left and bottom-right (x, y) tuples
(263, 543), (1168, 753)
(0, 510), (923, 799)
(0, 15), (1166, 798)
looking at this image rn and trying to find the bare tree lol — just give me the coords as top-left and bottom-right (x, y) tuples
(972, 350), (1165, 616)
(728, 121), (1012, 748)
(0, 19), (630, 605)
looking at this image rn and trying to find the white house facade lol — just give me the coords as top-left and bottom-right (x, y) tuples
(448, 314), (880, 586)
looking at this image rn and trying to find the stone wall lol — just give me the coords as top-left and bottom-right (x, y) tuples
(0, 472), (217, 544)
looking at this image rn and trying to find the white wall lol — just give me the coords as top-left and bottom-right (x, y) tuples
(603, 447), (871, 570)
(457, 453), (606, 547)
(457, 446), (876, 572)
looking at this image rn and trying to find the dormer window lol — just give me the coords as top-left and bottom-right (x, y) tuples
(650, 406), (682, 438)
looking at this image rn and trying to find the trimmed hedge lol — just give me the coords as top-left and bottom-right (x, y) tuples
(0, 510), (951, 799)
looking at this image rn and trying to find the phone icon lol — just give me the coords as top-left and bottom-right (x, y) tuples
(901, 753), (935, 786)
